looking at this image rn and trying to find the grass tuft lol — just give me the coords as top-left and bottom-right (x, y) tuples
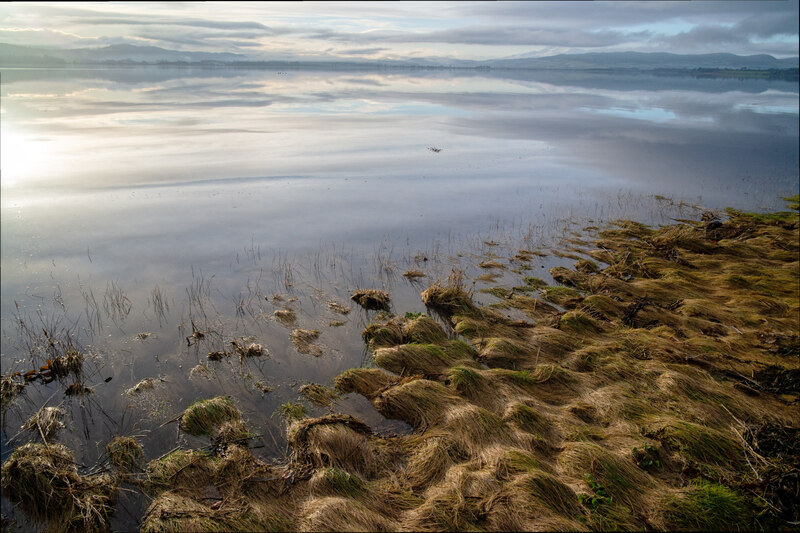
(180, 396), (242, 438)
(351, 289), (392, 311)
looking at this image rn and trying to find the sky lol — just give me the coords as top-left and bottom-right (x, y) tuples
(0, 1), (798, 61)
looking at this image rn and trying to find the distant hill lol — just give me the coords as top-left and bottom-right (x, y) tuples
(0, 43), (244, 66)
(483, 51), (798, 70)
(1, 43), (797, 71)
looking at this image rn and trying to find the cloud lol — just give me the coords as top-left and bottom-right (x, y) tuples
(70, 17), (286, 33)
(652, 10), (799, 55)
(1, 2), (797, 60)
(0, 27), (103, 47)
(309, 26), (649, 48)
(337, 47), (390, 56)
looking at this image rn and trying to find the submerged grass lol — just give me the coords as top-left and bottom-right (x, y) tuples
(351, 289), (392, 311)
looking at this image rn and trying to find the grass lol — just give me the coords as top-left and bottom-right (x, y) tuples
(328, 301), (352, 315)
(106, 436), (143, 472)
(373, 341), (476, 377)
(49, 350), (84, 378)
(333, 367), (394, 398)
(22, 406), (64, 442)
(1, 374), (25, 411)
(541, 286), (583, 307)
(179, 396), (242, 438)
(309, 467), (366, 498)
(661, 480), (749, 531)
(291, 328), (323, 356)
(0, 443), (116, 533)
(276, 401), (308, 421)
(649, 419), (743, 468)
(273, 308), (297, 326)
(6, 204), (797, 532)
(300, 383), (339, 407)
(351, 289), (392, 311)
(420, 269), (477, 315)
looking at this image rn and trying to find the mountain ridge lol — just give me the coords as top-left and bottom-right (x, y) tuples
(1, 42), (797, 70)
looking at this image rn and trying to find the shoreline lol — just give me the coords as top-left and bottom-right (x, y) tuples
(2, 199), (799, 531)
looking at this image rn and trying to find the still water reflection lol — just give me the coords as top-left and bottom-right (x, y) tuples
(0, 66), (797, 530)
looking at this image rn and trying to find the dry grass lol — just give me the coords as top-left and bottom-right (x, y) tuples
(328, 301), (352, 315)
(403, 269), (426, 279)
(1, 443), (116, 533)
(301, 496), (400, 532)
(1, 374), (25, 411)
(273, 308), (297, 326)
(291, 328), (323, 356)
(106, 435), (143, 472)
(420, 269), (477, 316)
(7, 205), (797, 532)
(300, 383), (339, 407)
(22, 406), (65, 442)
(179, 396), (243, 438)
(351, 289), (391, 311)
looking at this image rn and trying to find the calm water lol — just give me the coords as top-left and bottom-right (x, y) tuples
(1, 66), (798, 530)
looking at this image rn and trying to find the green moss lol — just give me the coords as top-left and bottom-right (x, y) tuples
(275, 401), (307, 421)
(321, 467), (365, 498)
(145, 449), (214, 494)
(447, 366), (484, 395)
(542, 286), (582, 307)
(653, 420), (742, 468)
(480, 286), (511, 299)
(783, 194), (799, 211)
(662, 480), (748, 531)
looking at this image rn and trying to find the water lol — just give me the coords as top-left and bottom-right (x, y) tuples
(1, 66), (798, 530)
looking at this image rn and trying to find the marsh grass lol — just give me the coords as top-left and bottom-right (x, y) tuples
(7, 204), (797, 532)
(22, 406), (65, 443)
(179, 396), (242, 438)
(290, 328), (323, 356)
(106, 435), (143, 473)
(351, 289), (391, 311)
(300, 383), (339, 408)
(1, 374), (25, 411)
(0, 443), (116, 533)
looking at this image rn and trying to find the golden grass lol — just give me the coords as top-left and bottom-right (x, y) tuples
(291, 328), (323, 356)
(22, 406), (65, 442)
(1, 443), (116, 533)
(7, 205), (797, 532)
(351, 289), (391, 311)
(106, 435), (143, 473)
